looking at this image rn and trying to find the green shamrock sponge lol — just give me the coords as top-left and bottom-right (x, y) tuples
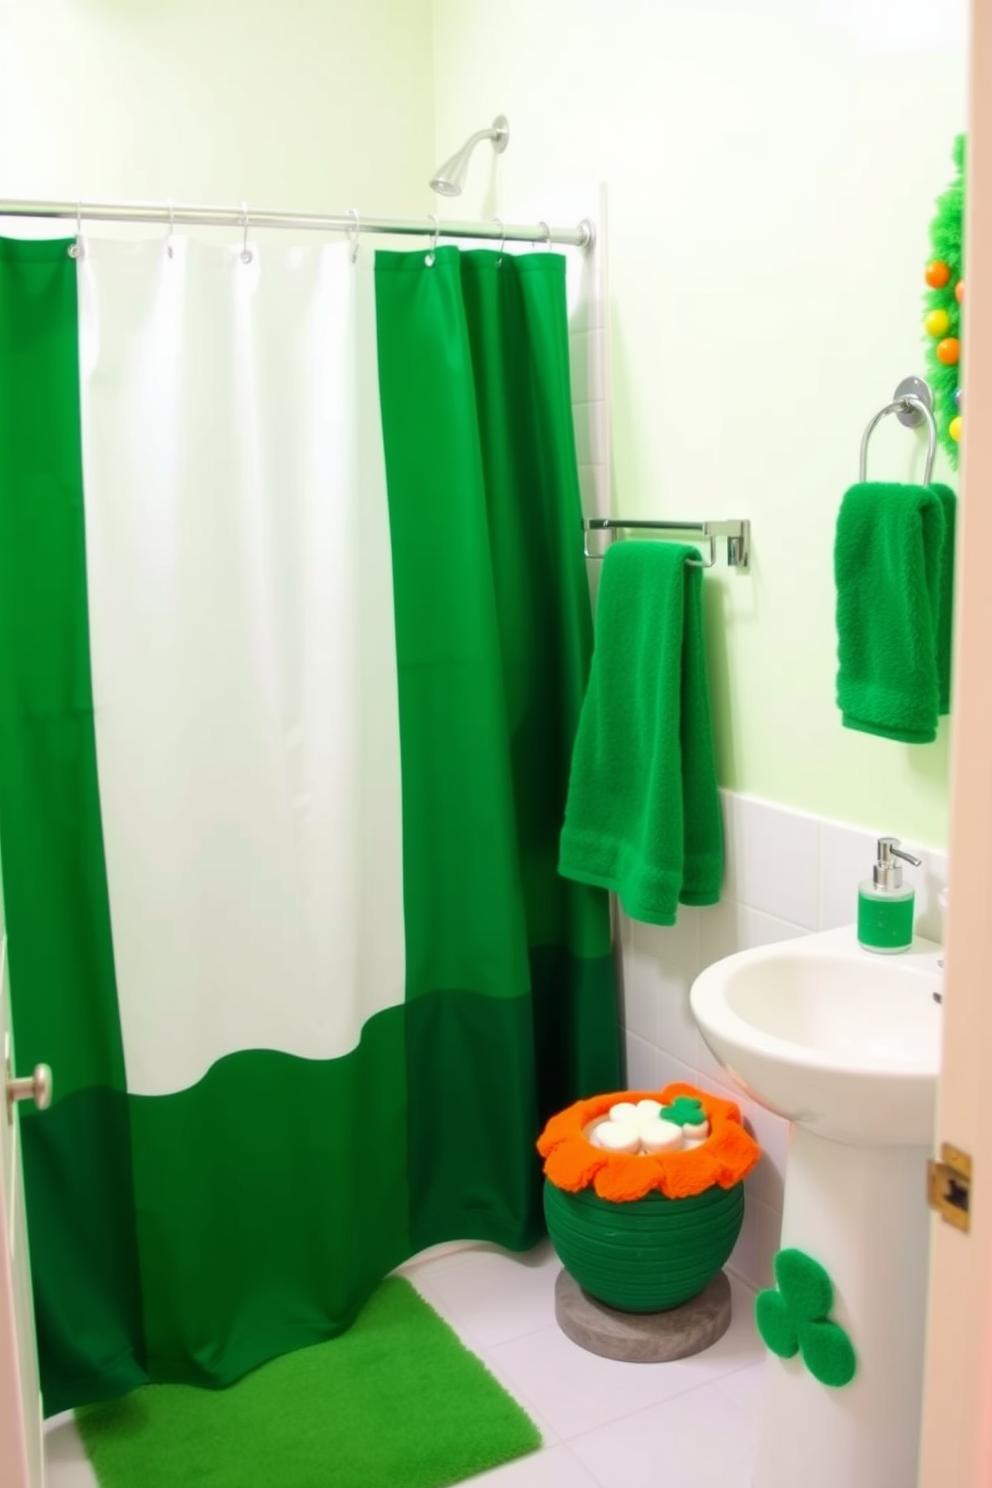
(755, 1248), (857, 1388)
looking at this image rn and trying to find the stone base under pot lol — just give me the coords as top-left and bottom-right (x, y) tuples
(554, 1266), (732, 1362)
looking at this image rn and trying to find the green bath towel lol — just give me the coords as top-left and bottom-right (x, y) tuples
(558, 541), (723, 925)
(834, 481), (956, 744)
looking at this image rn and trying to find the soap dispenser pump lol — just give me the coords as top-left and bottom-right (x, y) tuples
(857, 837), (923, 953)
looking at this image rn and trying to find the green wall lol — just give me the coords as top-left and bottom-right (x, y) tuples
(432, 0), (969, 847)
(0, 0), (969, 848)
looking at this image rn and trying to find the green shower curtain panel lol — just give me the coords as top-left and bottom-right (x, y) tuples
(0, 235), (619, 1415)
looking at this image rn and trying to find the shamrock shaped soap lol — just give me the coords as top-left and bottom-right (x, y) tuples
(659, 1096), (710, 1140)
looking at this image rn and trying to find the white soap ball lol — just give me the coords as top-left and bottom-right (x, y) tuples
(594, 1120), (641, 1154)
(682, 1119), (710, 1141)
(609, 1101), (639, 1123)
(636, 1099), (663, 1118)
(639, 1121), (683, 1153)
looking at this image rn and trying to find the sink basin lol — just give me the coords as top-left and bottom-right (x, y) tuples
(691, 924), (943, 1488)
(690, 925), (943, 1145)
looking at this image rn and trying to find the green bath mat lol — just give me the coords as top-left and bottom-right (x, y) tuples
(75, 1277), (542, 1488)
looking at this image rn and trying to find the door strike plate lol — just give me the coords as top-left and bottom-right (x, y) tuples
(927, 1143), (972, 1232)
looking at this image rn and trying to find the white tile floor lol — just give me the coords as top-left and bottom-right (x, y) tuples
(44, 1241), (767, 1488)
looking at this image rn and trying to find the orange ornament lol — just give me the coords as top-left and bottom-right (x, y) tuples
(937, 337), (961, 366)
(956, 279), (965, 304)
(926, 259), (951, 288)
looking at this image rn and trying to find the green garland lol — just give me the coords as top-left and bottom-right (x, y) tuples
(923, 135), (966, 469)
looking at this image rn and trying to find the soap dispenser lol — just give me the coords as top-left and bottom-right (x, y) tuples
(857, 837), (923, 953)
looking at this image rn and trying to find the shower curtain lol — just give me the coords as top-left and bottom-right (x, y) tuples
(0, 233), (620, 1415)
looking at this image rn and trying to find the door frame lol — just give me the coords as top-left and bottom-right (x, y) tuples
(0, 930), (47, 1488)
(918, 2), (992, 1480)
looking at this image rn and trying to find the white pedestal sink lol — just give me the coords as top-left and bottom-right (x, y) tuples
(690, 925), (943, 1488)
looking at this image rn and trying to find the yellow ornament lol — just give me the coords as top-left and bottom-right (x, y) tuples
(949, 416), (962, 443)
(925, 308), (951, 337)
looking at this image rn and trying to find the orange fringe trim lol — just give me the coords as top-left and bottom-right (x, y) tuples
(537, 1082), (762, 1202)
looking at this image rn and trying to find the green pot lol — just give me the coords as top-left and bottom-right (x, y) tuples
(543, 1177), (745, 1313)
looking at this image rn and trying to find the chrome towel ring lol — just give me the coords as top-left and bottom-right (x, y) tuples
(859, 377), (937, 486)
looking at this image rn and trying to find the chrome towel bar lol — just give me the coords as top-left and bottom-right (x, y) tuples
(583, 518), (751, 572)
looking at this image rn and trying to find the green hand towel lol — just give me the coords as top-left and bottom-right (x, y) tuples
(558, 541), (723, 926)
(834, 481), (955, 744)
(930, 482), (957, 714)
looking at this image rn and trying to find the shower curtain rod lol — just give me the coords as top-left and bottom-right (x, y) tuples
(0, 198), (595, 250)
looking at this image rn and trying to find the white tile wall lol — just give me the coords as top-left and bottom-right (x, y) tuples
(617, 789), (948, 1290)
(554, 182), (610, 524)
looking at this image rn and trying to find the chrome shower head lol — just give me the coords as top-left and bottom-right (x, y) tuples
(429, 115), (509, 197)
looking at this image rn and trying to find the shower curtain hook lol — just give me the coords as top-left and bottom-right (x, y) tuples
(538, 220), (552, 251)
(425, 213), (439, 267)
(493, 217), (506, 265)
(240, 202), (253, 264)
(68, 200), (83, 259)
(346, 207), (360, 264)
(166, 198), (175, 259)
